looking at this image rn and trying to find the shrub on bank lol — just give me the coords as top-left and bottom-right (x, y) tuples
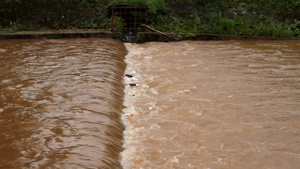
(0, 0), (299, 38)
(0, 0), (110, 31)
(152, 0), (299, 38)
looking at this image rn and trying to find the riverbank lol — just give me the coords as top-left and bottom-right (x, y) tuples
(1, 1), (299, 39)
(1, 29), (299, 43)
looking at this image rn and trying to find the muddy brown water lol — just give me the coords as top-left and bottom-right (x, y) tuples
(0, 39), (126, 169)
(122, 40), (300, 169)
(0, 39), (299, 169)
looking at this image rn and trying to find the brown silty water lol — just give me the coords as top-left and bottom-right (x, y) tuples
(0, 39), (127, 169)
(0, 39), (299, 169)
(121, 40), (300, 169)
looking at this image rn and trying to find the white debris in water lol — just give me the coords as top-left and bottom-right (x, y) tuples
(130, 77), (138, 82)
(149, 88), (159, 95)
(127, 90), (136, 96)
(0, 108), (4, 113)
(130, 70), (137, 74)
(171, 156), (179, 164)
(178, 89), (190, 94)
(124, 76), (138, 84)
(121, 44), (150, 169)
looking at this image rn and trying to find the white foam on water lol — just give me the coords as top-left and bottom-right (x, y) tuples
(120, 43), (144, 169)
(121, 43), (166, 168)
(120, 41), (300, 169)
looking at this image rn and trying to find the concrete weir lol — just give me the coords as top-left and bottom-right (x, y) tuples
(0, 30), (298, 42)
(0, 30), (178, 42)
(0, 30), (173, 42)
(0, 30), (123, 40)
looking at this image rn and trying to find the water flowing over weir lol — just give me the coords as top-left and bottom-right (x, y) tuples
(0, 39), (127, 168)
(121, 40), (300, 169)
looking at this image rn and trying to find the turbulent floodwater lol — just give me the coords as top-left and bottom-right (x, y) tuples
(122, 40), (300, 169)
(0, 39), (299, 169)
(0, 39), (127, 169)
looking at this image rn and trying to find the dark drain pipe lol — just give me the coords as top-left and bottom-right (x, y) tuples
(123, 32), (138, 43)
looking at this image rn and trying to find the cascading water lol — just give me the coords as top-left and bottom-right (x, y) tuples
(1, 39), (299, 169)
(0, 38), (127, 169)
(121, 40), (300, 169)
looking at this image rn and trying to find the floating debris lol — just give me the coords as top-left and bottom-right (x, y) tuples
(131, 71), (137, 75)
(129, 83), (139, 87)
(127, 90), (136, 96)
(125, 74), (133, 78)
(124, 113), (135, 117)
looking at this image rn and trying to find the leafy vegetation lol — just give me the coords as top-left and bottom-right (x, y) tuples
(155, 0), (300, 38)
(0, 0), (110, 30)
(289, 20), (300, 38)
(0, 0), (299, 38)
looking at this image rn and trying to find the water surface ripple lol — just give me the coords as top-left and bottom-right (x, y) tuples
(0, 39), (127, 169)
(122, 40), (300, 169)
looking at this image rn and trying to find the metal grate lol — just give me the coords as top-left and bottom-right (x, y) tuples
(111, 6), (147, 32)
